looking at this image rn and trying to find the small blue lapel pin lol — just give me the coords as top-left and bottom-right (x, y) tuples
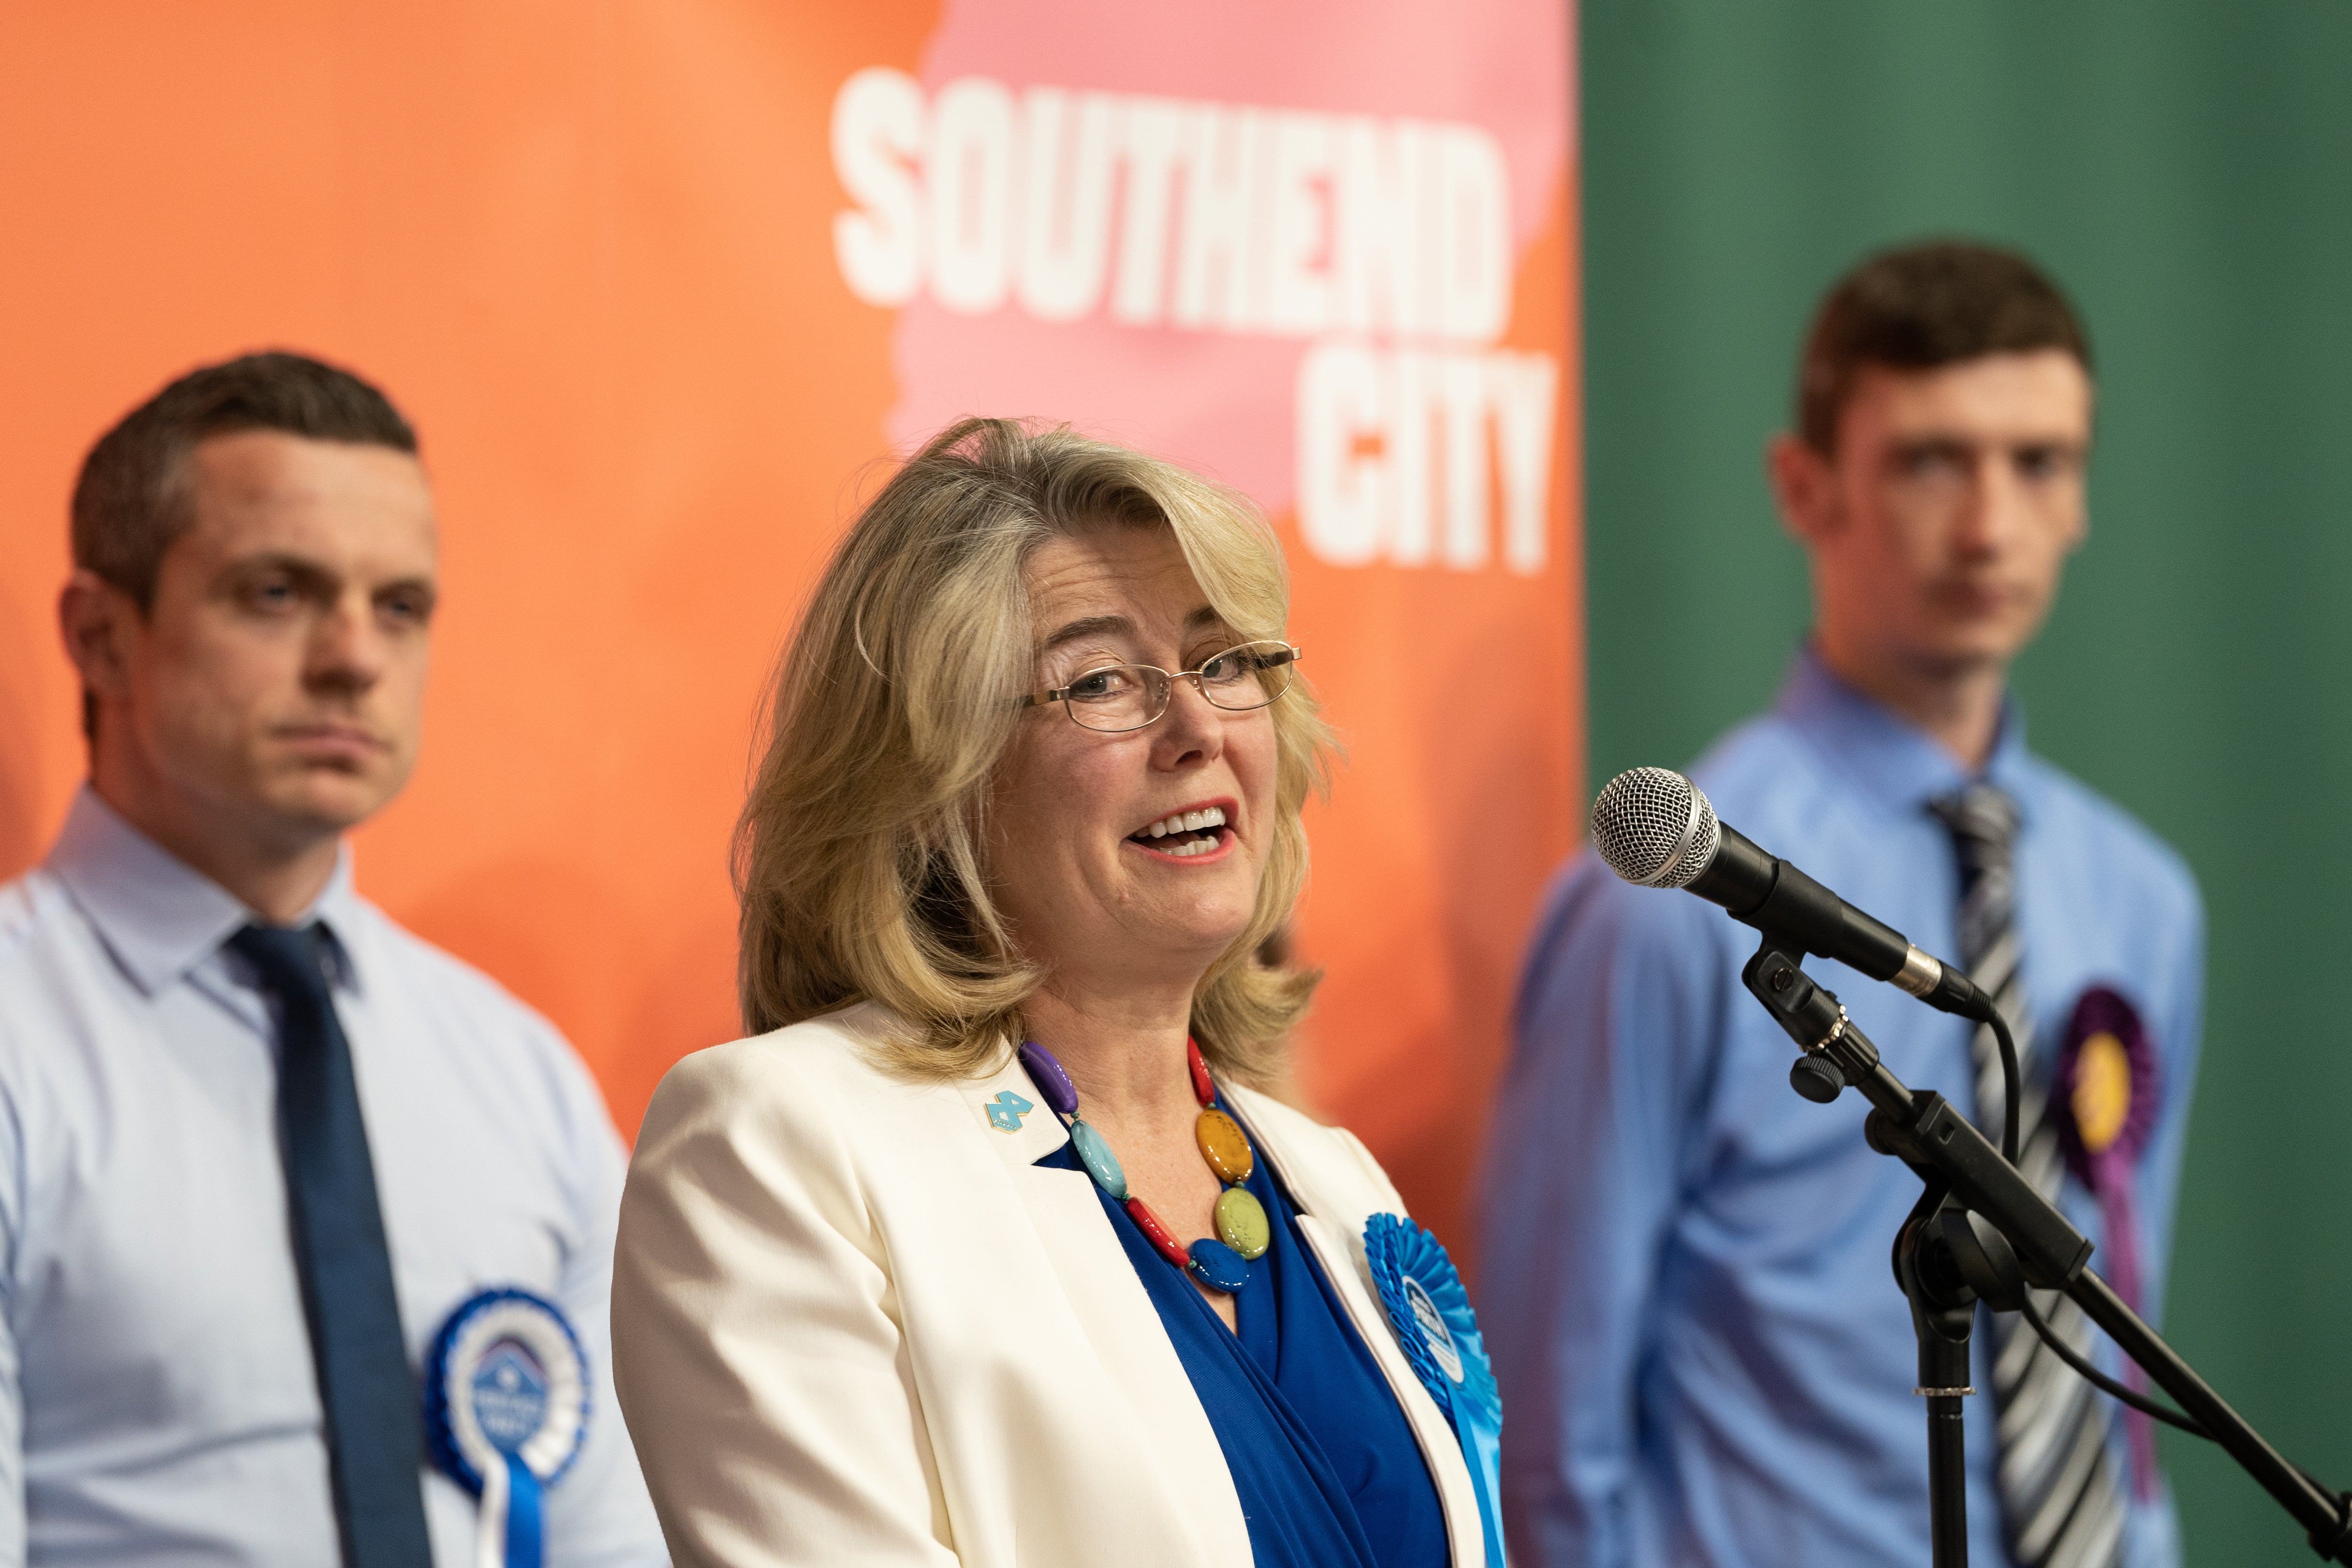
(986, 1090), (1035, 1132)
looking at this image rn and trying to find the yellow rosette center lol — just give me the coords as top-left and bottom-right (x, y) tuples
(2071, 1031), (2133, 1154)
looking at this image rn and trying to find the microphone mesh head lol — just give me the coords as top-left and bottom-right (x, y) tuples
(1591, 767), (1722, 889)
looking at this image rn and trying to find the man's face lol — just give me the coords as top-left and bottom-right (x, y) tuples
(95, 431), (439, 844)
(1776, 350), (2093, 677)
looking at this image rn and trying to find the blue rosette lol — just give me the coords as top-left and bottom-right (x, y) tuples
(1365, 1214), (1507, 1567)
(424, 1288), (591, 1568)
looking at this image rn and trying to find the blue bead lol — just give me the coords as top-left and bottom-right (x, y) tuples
(1068, 1120), (1127, 1201)
(1188, 1237), (1250, 1292)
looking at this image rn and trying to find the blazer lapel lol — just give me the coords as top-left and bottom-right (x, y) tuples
(1237, 1093), (1490, 1568)
(947, 1052), (1251, 1565)
(921, 1050), (1481, 1566)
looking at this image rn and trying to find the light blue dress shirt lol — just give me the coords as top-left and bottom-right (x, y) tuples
(0, 789), (667, 1567)
(1479, 650), (2204, 1568)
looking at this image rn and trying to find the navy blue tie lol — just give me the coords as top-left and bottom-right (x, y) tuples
(230, 923), (434, 1568)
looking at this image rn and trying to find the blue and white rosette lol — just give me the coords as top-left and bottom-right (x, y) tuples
(424, 1289), (591, 1568)
(1365, 1214), (1507, 1568)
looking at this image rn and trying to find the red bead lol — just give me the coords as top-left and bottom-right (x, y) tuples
(1186, 1036), (1216, 1108)
(1126, 1197), (1192, 1269)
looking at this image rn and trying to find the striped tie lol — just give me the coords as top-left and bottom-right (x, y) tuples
(1928, 784), (2125, 1568)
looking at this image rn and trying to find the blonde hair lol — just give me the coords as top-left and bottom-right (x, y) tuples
(736, 418), (1334, 1084)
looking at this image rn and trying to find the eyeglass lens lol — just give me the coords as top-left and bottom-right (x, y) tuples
(1062, 641), (1295, 732)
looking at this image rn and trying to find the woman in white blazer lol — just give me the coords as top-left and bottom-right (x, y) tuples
(612, 419), (1505, 1567)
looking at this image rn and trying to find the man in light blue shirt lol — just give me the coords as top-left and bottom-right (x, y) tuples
(1, 353), (667, 1565)
(1482, 242), (2202, 1568)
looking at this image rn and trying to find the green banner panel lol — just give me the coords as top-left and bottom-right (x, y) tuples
(1582, 1), (2352, 1557)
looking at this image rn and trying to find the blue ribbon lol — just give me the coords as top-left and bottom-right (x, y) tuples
(503, 1451), (544, 1568)
(1364, 1214), (1508, 1567)
(1450, 1393), (1505, 1568)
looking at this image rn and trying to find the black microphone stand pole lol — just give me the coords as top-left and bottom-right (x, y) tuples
(1894, 1180), (1978, 1567)
(1744, 933), (2352, 1567)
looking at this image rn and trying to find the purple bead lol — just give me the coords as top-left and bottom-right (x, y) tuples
(1017, 1041), (1079, 1117)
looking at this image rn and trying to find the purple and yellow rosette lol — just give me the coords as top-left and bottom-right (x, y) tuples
(2055, 986), (2162, 1500)
(1365, 1214), (1507, 1567)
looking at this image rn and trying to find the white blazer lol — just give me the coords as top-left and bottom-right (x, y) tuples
(611, 1002), (1488, 1567)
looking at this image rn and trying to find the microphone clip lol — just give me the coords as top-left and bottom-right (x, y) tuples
(1740, 936), (1883, 1103)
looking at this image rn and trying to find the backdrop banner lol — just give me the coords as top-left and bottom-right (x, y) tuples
(0, 0), (1578, 1260)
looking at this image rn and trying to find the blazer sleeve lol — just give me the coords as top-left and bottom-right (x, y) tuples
(610, 1041), (959, 1568)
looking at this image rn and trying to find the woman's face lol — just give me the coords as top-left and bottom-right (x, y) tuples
(989, 525), (1281, 998)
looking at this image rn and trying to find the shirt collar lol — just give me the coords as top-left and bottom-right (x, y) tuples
(1773, 644), (2032, 817)
(47, 786), (365, 998)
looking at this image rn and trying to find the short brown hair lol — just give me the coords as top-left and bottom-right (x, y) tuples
(1797, 240), (2091, 453)
(734, 418), (1333, 1085)
(72, 350), (417, 612)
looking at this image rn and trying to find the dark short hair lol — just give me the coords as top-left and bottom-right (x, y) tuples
(72, 350), (418, 612)
(1797, 240), (2091, 453)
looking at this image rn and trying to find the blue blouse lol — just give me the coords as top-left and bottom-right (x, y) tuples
(1036, 1096), (1450, 1567)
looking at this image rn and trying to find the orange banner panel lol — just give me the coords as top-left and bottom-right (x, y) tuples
(0, 0), (1577, 1266)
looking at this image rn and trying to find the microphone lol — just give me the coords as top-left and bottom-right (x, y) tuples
(1590, 766), (1990, 1020)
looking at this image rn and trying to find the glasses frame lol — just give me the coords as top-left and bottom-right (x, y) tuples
(1019, 641), (1303, 734)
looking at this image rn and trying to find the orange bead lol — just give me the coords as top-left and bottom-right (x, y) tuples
(1195, 1109), (1255, 1185)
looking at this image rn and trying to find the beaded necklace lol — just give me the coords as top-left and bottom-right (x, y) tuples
(1017, 1037), (1272, 1294)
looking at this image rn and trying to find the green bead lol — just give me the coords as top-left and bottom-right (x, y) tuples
(1215, 1186), (1270, 1260)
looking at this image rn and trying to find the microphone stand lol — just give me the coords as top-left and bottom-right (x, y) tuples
(1742, 933), (2352, 1567)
